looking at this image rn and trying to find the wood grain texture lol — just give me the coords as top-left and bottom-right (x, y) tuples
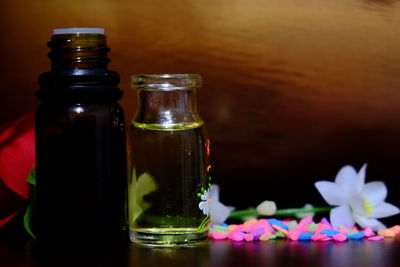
(0, 0), (400, 220)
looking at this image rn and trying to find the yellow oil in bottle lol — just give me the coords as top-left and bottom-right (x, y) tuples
(128, 121), (209, 246)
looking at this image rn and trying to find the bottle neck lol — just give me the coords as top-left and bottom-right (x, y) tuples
(48, 33), (110, 70)
(37, 33), (122, 101)
(134, 89), (203, 128)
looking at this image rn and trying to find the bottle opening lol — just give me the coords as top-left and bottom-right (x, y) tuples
(48, 28), (109, 70)
(131, 74), (202, 90)
(53, 28), (105, 35)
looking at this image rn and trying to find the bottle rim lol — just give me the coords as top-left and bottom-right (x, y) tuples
(131, 74), (202, 90)
(53, 28), (105, 35)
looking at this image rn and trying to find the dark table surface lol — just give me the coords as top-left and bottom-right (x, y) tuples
(1, 234), (400, 267)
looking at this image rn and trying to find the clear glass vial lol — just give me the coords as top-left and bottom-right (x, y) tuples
(128, 74), (210, 246)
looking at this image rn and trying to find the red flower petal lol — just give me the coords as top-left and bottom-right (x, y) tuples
(0, 214), (17, 228)
(0, 112), (35, 199)
(0, 171), (29, 227)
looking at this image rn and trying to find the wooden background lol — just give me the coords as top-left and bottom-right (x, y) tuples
(1, 0), (400, 223)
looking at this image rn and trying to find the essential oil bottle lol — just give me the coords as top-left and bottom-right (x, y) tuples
(128, 74), (210, 246)
(34, 28), (128, 247)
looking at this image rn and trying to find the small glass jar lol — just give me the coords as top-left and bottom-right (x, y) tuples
(128, 74), (210, 246)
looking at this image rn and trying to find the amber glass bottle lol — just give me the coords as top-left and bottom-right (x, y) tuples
(35, 28), (128, 246)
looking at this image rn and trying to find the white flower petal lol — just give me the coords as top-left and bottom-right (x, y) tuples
(199, 201), (210, 215)
(370, 202), (400, 218)
(209, 185), (220, 202)
(201, 190), (209, 201)
(202, 205), (210, 216)
(210, 201), (234, 225)
(315, 181), (348, 206)
(353, 214), (386, 231)
(330, 205), (355, 230)
(349, 193), (367, 217)
(362, 181), (387, 206)
(356, 164), (367, 192)
(334, 165), (360, 194)
(199, 201), (207, 210)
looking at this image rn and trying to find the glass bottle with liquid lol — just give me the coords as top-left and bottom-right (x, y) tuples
(128, 74), (210, 246)
(35, 28), (128, 247)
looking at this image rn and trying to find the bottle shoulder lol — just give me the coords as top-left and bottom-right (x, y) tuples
(37, 70), (122, 101)
(36, 101), (125, 122)
(37, 100), (123, 110)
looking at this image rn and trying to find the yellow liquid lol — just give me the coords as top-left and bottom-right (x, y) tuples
(128, 121), (209, 246)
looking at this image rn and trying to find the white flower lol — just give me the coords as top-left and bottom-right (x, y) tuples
(199, 188), (211, 215)
(198, 184), (234, 225)
(315, 164), (400, 231)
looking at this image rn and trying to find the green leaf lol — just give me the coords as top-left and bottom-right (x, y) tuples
(198, 216), (210, 231)
(23, 203), (36, 238)
(24, 167), (36, 238)
(128, 170), (158, 227)
(26, 167), (36, 186)
(228, 206), (331, 221)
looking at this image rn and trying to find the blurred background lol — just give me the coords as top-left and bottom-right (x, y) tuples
(1, 0), (400, 224)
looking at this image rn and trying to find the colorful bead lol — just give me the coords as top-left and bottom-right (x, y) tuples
(209, 218), (400, 244)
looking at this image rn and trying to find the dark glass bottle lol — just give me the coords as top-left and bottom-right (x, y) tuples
(34, 28), (128, 247)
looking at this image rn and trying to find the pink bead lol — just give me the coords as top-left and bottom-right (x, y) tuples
(299, 216), (313, 226)
(252, 227), (265, 237)
(321, 237), (333, 241)
(363, 227), (375, 237)
(368, 235), (384, 241)
(288, 230), (301, 241)
(333, 233), (347, 242)
(244, 233), (254, 241)
(257, 219), (269, 227)
(338, 228), (349, 235)
(296, 224), (309, 233)
(230, 232), (244, 241)
(311, 234), (327, 241)
(228, 225), (244, 238)
(258, 219), (275, 233)
(253, 219), (273, 233)
(252, 220), (264, 232)
(209, 232), (229, 240)
(320, 218), (332, 227)
(243, 219), (258, 232)
(315, 223), (331, 234)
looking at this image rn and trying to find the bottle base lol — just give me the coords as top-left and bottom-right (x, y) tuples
(130, 228), (208, 247)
